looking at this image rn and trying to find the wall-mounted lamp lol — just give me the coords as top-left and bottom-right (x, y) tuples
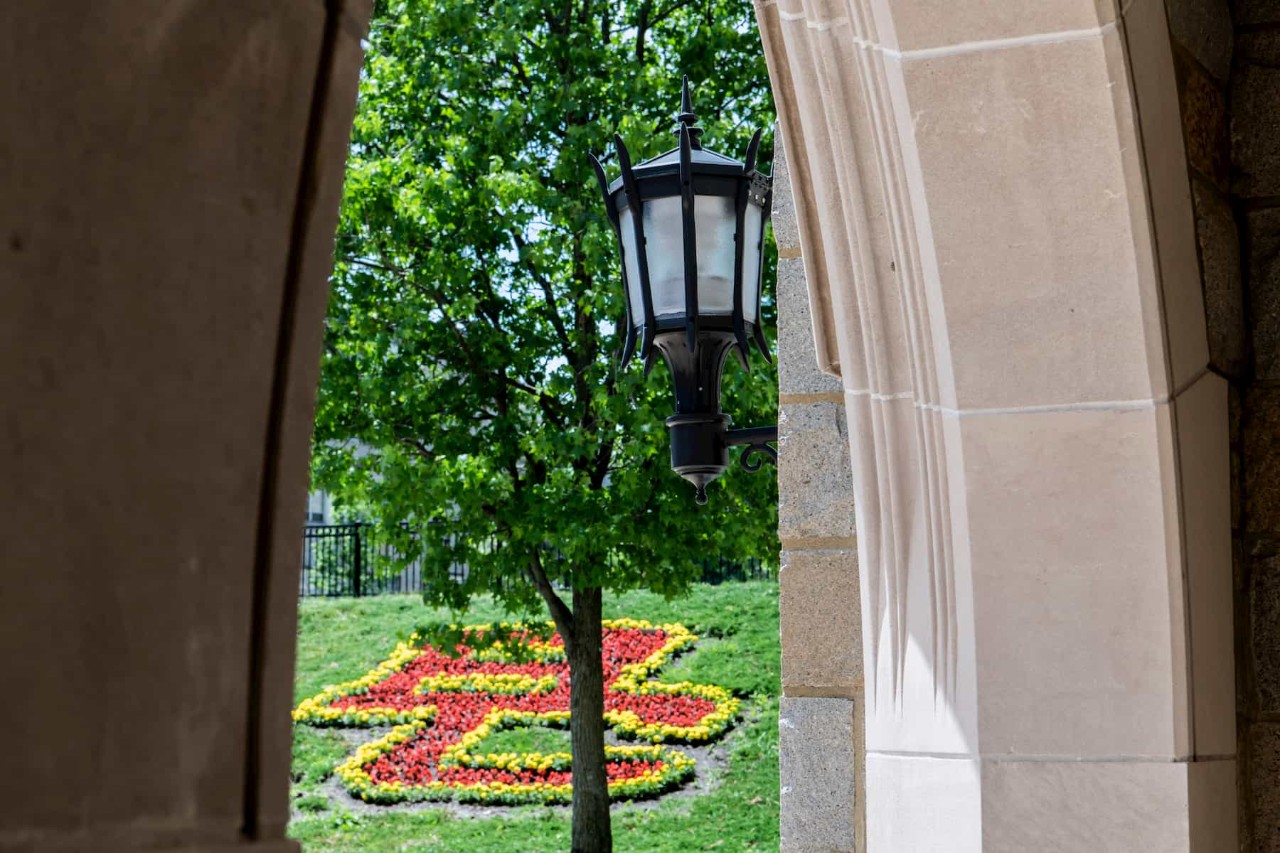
(590, 77), (777, 504)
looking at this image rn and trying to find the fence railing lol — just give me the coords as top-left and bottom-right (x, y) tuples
(300, 523), (470, 597)
(299, 523), (774, 597)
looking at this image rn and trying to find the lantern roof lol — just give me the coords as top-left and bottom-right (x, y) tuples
(605, 77), (759, 194)
(606, 146), (746, 193)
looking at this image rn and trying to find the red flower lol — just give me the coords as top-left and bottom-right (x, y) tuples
(297, 621), (737, 803)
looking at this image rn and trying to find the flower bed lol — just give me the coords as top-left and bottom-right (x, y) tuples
(294, 619), (737, 805)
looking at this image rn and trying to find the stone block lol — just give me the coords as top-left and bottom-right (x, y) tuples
(1166, 0), (1234, 83)
(982, 759), (1232, 851)
(779, 697), (858, 853)
(0, 1), (370, 844)
(1234, 0), (1280, 25)
(338, 0), (375, 25)
(778, 402), (856, 541)
(0, 0), (333, 839)
(1189, 759), (1239, 851)
(1122, 0), (1215, 397)
(1247, 208), (1280, 381)
(1244, 387), (1280, 535)
(1175, 373), (1235, 755)
(1231, 383), (1242, 447)
(780, 550), (861, 693)
(888, 0), (1115, 52)
(1176, 53), (1230, 189)
(254, 19), (371, 839)
(1251, 723), (1280, 850)
(1190, 178), (1244, 377)
(771, 130), (801, 255)
(777, 257), (843, 395)
(1233, 447), (1243, 532)
(960, 402), (1183, 756)
(1231, 32), (1280, 199)
(903, 31), (1188, 409)
(1252, 554), (1280, 713)
(865, 753), (981, 850)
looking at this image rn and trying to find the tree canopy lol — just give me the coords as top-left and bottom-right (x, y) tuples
(314, 3), (778, 847)
(314, 0), (779, 613)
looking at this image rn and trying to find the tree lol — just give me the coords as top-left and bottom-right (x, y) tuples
(313, 2), (777, 850)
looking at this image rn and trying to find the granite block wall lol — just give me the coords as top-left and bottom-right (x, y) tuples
(771, 132), (864, 853)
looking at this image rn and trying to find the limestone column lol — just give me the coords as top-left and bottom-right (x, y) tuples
(0, 2), (369, 849)
(756, 0), (1237, 848)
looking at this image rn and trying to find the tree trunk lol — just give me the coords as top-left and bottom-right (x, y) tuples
(567, 586), (611, 853)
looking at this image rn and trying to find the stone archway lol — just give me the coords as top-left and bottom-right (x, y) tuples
(756, 0), (1237, 849)
(2, 0), (1257, 849)
(0, 3), (370, 849)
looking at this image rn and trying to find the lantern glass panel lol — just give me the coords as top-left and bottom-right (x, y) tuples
(618, 207), (645, 327)
(624, 193), (742, 322)
(693, 194), (737, 315)
(741, 203), (764, 324)
(640, 196), (686, 318)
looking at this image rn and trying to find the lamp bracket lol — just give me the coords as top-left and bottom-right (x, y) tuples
(726, 426), (778, 473)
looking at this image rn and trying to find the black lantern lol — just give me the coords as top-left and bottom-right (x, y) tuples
(590, 78), (778, 504)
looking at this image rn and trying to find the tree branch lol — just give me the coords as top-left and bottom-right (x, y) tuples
(348, 257), (410, 276)
(396, 435), (436, 461)
(355, 251), (557, 432)
(569, 233), (596, 425)
(469, 255), (514, 339)
(505, 375), (568, 428)
(510, 51), (533, 95)
(512, 232), (576, 363)
(590, 439), (614, 490)
(528, 550), (575, 645)
(424, 287), (482, 372)
(543, 4), (569, 34)
(635, 0), (651, 64)
(649, 0), (695, 29)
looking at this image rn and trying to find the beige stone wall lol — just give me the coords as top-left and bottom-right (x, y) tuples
(757, 0), (1239, 847)
(0, 2), (369, 849)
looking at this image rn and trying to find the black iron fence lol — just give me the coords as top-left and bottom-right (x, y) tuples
(299, 523), (774, 597)
(300, 523), (469, 597)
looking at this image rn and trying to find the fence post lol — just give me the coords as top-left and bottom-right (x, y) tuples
(352, 523), (363, 598)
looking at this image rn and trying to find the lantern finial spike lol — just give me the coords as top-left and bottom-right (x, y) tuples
(588, 152), (617, 227)
(743, 127), (763, 174)
(676, 75), (703, 148)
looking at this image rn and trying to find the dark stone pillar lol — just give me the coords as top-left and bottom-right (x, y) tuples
(1213, 1), (1280, 847)
(0, 1), (369, 848)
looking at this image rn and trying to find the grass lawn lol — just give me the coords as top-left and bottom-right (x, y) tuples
(288, 581), (781, 852)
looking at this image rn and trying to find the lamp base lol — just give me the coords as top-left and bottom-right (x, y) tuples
(665, 413), (730, 504)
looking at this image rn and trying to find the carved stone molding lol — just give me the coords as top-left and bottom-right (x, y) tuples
(757, 0), (1238, 848)
(757, 0), (973, 755)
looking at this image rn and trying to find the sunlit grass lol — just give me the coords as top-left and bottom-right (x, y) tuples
(288, 581), (780, 852)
